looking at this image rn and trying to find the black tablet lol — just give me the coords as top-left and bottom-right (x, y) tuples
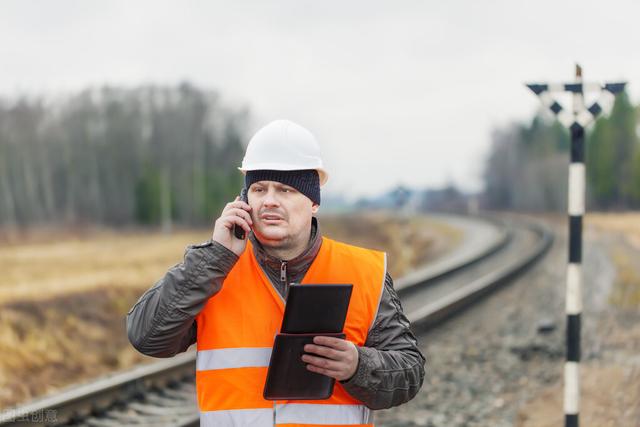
(281, 284), (353, 334)
(263, 332), (345, 400)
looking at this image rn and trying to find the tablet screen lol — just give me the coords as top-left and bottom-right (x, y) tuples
(281, 284), (353, 333)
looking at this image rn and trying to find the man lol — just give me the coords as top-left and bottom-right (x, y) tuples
(127, 119), (425, 426)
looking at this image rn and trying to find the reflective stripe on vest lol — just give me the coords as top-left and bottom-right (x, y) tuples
(195, 237), (386, 426)
(197, 347), (272, 371)
(201, 408), (273, 427)
(276, 403), (372, 425)
(200, 405), (372, 427)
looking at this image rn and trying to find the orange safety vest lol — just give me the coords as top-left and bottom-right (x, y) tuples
(195, 237), (386, 427)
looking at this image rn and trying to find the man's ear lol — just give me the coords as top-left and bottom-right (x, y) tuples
(311, 203), (320, 214)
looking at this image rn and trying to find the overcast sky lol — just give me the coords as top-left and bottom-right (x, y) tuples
(1, 0), (638, 198)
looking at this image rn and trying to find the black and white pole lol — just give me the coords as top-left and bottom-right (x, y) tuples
(526, 65), (626, 427)
(566, 66), (584, 427)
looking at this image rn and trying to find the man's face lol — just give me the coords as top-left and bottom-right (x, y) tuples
(248, 180), (319, 250)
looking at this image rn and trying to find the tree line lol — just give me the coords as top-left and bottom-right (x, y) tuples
(483, 92), (640, 211)
(0, 83), (248, 230)
(2, 84), (636, 228)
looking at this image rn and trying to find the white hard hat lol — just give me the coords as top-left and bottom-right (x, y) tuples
(239, 119), (328, 186)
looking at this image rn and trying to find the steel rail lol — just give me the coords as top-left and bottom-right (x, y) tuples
(402, 219), (553, 330)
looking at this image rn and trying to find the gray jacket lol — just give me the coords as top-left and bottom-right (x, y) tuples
(126, 217), (425, 410)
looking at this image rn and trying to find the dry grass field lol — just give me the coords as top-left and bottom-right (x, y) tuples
(0, 213), (460, 408)
(0, 230), (209, 305)
(586, 212), (640, 309)
(587, 212), (640, 250)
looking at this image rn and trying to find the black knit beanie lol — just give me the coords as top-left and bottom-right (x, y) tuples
(245, 170), (321, 205)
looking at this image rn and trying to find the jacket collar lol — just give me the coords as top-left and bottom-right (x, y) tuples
(249, 217), (322, 278)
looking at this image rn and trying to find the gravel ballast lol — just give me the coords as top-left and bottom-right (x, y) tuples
(375, 216), (640, 427)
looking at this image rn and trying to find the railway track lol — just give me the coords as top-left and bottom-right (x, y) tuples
(0, 215), (552, 427)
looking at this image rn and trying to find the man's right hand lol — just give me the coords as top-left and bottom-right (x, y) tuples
(212, 197), (253, 257)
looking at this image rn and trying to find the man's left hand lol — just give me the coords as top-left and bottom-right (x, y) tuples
(302, 336), (359, 381)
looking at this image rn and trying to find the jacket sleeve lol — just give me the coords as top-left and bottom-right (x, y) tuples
(126, 240), (238, 358)
(341, 273), (426, 409)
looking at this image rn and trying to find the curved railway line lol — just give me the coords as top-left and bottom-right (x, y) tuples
(0, 215), (553, 427)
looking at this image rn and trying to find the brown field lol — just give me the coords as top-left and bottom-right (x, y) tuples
(586, 212), (640, 250)
(586, 212), (640, 309)
(0, 213), (460, 408)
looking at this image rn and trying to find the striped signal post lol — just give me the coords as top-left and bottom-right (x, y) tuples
(526, 65), (626, 427)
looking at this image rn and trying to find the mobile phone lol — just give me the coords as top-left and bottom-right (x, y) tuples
(233, 188), (248, 240)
